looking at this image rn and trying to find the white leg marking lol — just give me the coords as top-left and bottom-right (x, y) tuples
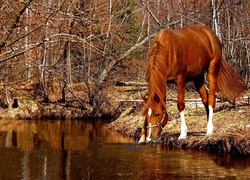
(206, 105), (214, 136)
(148, 108), (152, 117)
(138, 135), (146, 144)
(178, 111), (187, 140)
(146, 124), (152, 142)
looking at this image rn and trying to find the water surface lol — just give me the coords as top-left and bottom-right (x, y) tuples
(0, 119), (249, 179)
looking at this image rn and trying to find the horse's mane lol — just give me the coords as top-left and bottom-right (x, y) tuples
(143, 33), (169, 115)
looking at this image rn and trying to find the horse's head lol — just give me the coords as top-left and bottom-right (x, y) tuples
(142, 93), (168, 142)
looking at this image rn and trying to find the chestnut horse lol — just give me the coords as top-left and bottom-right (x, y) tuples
(139, 25), (245, 143)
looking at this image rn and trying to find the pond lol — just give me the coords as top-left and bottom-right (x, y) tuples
(0, 119), (249, 179)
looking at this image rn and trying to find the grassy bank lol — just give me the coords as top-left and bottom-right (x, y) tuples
(107, 92), (250, 156)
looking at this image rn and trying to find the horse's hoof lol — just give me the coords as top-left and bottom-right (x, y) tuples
(138, 136), (146, 144)
(178, 134), (187, 140)
(205, 134), (213, 139)
(138, 141), (146, 145)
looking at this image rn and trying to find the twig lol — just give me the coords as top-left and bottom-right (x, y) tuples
(140, 0), (164, 29)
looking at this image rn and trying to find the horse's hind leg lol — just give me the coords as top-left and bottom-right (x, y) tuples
(206, 58), (220, 136)
(194, 74), (214, 137)
(194, 74), (208, 117)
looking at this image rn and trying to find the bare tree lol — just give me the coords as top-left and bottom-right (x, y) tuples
(0, 0), (248, 117)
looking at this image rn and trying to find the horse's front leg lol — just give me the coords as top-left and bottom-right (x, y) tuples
(138, 117), (147, 144)
(177, 77), (187, 140)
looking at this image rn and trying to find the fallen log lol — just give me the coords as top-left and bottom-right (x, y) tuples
(117, 96), (250, 105)
(115, 81), (147, 86)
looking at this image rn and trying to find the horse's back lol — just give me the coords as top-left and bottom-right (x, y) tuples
(154, 25), (216, 45)
(161, 25), (222, 79)
(162, 25), (221, 51)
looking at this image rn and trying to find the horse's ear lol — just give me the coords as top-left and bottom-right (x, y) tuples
(154, 93), (160, 103)
(141, 95), (148, 103)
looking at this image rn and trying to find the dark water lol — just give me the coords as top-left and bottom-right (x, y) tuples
(0, 119), (250, 179)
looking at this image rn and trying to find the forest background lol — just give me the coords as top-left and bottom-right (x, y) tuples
(0, 0), (249, 119)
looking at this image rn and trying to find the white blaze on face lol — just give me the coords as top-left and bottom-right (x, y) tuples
(147, 108), (153, 142)
(148, 108), (152, 117)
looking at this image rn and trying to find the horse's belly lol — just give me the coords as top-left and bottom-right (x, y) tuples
(186, 71), (200, 79)
(166, 68), (201, 82)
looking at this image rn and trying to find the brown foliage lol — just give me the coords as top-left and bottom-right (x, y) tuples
(0, 0), (249, 118)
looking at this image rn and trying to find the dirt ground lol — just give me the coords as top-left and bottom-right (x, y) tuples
(107, 95), (250, 156)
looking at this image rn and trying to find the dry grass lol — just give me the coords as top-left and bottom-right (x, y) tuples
(107, 90), (250, 156)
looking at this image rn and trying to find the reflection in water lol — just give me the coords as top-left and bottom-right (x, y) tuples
(0, 119), (249, 179)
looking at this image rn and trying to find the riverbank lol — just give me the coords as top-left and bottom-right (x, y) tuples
(1, 82), (250, 156)
(107, 98), (250, 156)
(0, 83), (117, 120)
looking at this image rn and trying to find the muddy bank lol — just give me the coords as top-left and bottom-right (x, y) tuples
(0, 83), (120, 120)
(0, 98), (91, 120)
(107, 100), (250, 156)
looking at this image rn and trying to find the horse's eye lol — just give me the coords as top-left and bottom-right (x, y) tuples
(155, 113), (160, 117)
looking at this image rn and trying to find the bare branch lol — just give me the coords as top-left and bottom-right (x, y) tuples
(6, 0), (68, 47)
(0, 38), (49, 63)
(140, 0), (164, 29)
(97, 34), (156, 84)
(2, 0), (33, 44)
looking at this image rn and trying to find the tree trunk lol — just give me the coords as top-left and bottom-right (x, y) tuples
(211, 0), (222, 40)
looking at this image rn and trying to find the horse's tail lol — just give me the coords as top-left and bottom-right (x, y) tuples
(217, 58), (246, 103)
